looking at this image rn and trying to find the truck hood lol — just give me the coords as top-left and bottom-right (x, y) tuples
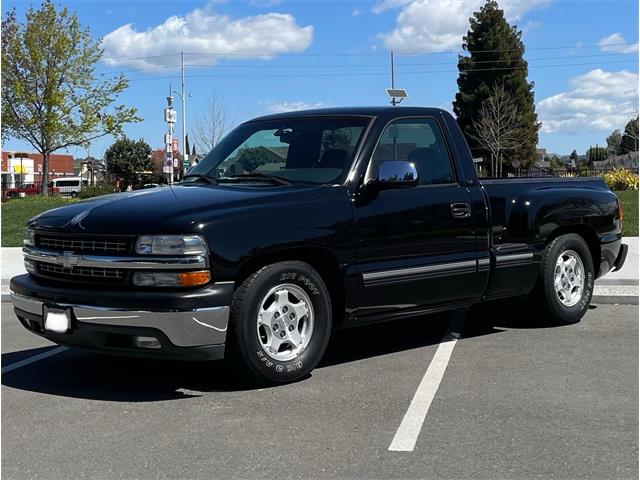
(28, 184), (329, 235)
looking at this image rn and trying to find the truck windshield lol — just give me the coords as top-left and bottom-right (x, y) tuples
(187, 116), (370, 185)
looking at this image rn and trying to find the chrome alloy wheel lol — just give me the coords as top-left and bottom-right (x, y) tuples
(257, 283), (315, 362)
(554, 250), (585, 307)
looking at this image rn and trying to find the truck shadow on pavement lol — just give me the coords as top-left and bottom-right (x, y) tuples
(2, 300), (573, 401)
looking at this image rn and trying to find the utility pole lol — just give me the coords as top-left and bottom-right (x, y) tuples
(164, 85), (177, 184)
(181, 51), (188, 176)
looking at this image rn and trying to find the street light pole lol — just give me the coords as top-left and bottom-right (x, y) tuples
(390, 51), (396, 106)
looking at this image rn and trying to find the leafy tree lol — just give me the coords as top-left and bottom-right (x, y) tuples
(1, 1), (140, 195)
(105, 138), (152, 190)
(621, 117), (639, 154)
(453, 0), (539, 174)
(548, 155), (564, 170)
(606, 129), (622, 155)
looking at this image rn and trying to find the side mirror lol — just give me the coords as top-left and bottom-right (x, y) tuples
(369, 160), (418, 189)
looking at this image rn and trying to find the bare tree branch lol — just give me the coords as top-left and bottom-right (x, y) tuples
(192, 91), (234, 154)
(470, 82), (523, 177)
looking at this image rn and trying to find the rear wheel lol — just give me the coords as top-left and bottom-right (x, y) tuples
(534, 234), (594, 325)
(227, 261), (332, 385)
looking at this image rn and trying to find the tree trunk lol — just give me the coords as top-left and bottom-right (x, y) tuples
(41, 152), (50, 196)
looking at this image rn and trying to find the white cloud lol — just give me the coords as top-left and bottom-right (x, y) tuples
(599, 33), (639, 54)
(522, 20), (542, 36)
(537, 69), (639, 134)
(101, 4), (313, 70)
(352, 8), (363, 17)
(377, 0), (549, 54)
(265, 101), (330, 113)
(249, 0), (283, 7)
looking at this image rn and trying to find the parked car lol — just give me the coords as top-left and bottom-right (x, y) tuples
(5, 183), (59, 198)
(47, 177), (86, 197)
(11, 107), (627, 385)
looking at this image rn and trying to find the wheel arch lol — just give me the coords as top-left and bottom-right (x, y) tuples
(234, 247), (346, 327)
(543, 224), (600, 275)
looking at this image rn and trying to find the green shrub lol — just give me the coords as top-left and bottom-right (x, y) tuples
(603, 169), (639, 191)
(79, 184), (117, 199)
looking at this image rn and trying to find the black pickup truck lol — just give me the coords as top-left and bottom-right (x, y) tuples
(11, 107), (627, 384)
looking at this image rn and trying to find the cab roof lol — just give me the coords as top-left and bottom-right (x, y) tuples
(248, 106), (449, 123)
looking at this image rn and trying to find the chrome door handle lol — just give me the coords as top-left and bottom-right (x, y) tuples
(451, 202), (471, 218)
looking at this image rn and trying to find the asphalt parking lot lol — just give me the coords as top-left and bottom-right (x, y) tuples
(2, 301), (638, 480)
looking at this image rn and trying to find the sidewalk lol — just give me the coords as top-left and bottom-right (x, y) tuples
(1, 240), (638, 303)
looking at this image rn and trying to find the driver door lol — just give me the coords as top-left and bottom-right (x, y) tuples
(353, 117), (477, 318)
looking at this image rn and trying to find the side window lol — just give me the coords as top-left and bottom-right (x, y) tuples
(368, 118), (455, 185)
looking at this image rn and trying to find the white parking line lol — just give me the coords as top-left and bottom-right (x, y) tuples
(1, 346), (69, 374)
(388, 310), (465, 452)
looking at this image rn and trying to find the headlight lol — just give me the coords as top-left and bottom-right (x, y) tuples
(24, 258), (36, 274)
(23, 228), (35, 247)
(132, 270), (211, 287)
(135, 235), (208, 255)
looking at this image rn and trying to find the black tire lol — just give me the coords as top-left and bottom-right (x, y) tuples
(534, 233), (594, 325)
(227, 261), (332, 385)
(70, 191), (78, 198)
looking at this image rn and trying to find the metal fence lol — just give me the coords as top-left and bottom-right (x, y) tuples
(479, 167), (639, 179)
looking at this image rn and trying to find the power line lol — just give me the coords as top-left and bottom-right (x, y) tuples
(122, 59), (638, 82)
(99, 42), (638, 62)
(96, 52), (634, 77)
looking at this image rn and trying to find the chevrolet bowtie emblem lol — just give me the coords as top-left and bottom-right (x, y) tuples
(57, 251), (80, 269)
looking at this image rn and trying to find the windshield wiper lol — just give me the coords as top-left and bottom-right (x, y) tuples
(182, 173), (218, 185)
(221, 172), (292, 186)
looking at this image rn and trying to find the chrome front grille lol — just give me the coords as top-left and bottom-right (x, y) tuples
(38, 263), (125, 282)
(36, 234), (130, 254)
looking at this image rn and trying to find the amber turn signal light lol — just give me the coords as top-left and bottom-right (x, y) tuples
(178, 270), (211, 287)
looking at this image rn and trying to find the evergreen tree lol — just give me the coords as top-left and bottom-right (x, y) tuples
(570, 149), (578, 162)
(620, 117), (639, 153)
(453, 0), (539, 175)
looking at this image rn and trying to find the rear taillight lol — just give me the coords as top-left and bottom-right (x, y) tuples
(617, 198), (623, 230)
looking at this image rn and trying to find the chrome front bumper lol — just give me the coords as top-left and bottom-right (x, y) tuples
(11, 291), (229, 348)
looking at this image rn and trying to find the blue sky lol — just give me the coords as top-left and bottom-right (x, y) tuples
(3, 0), (639, 158)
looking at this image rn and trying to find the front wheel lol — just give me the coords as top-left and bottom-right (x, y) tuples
(228, 261), (332, 385)
(534, 233), (594, 325)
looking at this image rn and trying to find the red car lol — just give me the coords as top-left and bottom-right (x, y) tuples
(5, 184), (59, 198)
